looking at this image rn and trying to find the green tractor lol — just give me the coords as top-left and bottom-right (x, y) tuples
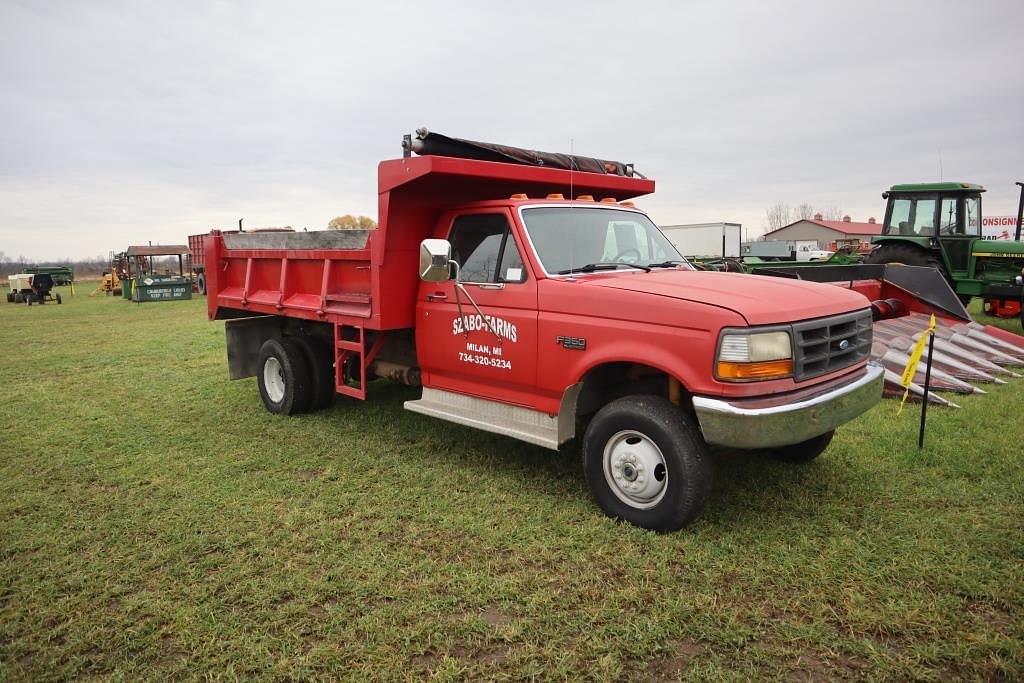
(865, 182), (1024, 309)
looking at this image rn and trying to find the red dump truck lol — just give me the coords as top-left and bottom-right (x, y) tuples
(204, 129), (884, 530)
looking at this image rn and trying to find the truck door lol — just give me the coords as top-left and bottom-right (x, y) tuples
(416, 210), (539, 406)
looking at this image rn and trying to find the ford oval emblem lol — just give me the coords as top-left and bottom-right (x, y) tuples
(838, 339), (850, 351)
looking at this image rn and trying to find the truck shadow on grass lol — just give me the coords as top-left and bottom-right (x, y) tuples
(336, 382), (863, 532)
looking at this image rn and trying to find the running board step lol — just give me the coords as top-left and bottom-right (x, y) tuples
(404, 388), (564, 451)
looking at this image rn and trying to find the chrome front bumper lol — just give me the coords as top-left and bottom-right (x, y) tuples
(692, 363), (884, 449)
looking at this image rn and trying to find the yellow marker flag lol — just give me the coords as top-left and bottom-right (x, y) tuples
(897, 314), (936, 415)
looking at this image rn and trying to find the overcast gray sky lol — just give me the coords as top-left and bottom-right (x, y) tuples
(1, 0), (1021, 260)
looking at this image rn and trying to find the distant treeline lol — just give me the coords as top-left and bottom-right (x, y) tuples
(0, 254), (111, 279)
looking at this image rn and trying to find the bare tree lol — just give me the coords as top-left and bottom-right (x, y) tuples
(764, 203), (793, 231)
(821, 206), (846, 221)
(794, 203), (816, 220)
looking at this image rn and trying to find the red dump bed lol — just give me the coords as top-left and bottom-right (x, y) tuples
(205, 154), (654, 329)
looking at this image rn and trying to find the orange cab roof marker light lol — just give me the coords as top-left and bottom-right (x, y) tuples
(600, 197), (617, 203)
(576, 195), (595, 201)
(546, 193), (564, 200)
(510, 193), (528, 199)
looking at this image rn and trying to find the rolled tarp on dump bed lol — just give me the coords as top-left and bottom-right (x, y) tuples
(403, 128), (642, 178)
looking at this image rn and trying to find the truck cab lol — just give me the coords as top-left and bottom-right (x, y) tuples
(205, 129), (884, 531)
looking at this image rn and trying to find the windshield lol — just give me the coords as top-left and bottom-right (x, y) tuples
(521, 206), (688, 275)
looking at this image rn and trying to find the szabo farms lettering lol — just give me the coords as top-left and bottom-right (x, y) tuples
(451, 314), (518, 343)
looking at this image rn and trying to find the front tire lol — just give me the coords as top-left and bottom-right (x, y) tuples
(197, 272), (206, 295)
(583, 395), (712, 531)
(257, 338), (313, 415)
(765, 430), (834, 463)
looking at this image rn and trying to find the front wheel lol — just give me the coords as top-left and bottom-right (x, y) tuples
(765, 430), (834, 463)
(583, 395), (712, 531)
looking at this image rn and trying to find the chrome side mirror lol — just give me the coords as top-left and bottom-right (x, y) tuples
(419, 239), (452, 282)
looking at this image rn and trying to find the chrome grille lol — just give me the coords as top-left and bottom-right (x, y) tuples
(792, 309), (872, 380)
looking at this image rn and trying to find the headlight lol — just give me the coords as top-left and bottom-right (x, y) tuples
(716, 330), (793, 381)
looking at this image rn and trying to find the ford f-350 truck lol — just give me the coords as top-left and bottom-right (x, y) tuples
(204, 129), (883, 530)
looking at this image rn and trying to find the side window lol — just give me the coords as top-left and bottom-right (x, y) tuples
(911, 199), (936, 236)
(889, 199), (912, 235)
(964, 197), (981, 236)
(939, 198), (959, 235)
(448, 213), (527, 284)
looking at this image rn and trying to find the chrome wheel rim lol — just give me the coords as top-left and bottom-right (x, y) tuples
(603, 430), (668, 509)
(263, 356), (286, 403)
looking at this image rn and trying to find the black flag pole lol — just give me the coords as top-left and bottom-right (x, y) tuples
(918, 331), (936, 449)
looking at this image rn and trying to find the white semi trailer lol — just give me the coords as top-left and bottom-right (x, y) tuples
(659, 222), (741, 258)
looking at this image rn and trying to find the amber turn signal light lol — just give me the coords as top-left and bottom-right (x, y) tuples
(716, 359), (793, 380)
(546, 193), (564, 200)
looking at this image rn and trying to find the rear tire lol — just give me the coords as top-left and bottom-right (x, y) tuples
(865, 243), (943, 270)
(5, 293), (11, 303)
(14, 293), (23, 303)
(197, 272), (206, 295)
(582, 395), (712, 531)
(765, 430), (834, 463)
(26, 293), (33, 306)
(865, 243), (970, 304)
(257, 338), (313, 415)
(295, 335), (335, 411)
(56, 294), (62, 305)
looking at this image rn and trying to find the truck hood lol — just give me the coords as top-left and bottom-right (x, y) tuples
(583, 269), (870, 325)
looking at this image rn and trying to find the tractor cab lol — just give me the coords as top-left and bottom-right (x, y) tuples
(877, 182), (984, 277)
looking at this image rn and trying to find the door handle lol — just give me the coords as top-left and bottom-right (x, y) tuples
(476, 283), (506, 290)
(427, 292), (448, 301)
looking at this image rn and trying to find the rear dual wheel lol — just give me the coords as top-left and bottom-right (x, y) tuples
(256, 336), (335, 415)
(258, 338), (313, 415)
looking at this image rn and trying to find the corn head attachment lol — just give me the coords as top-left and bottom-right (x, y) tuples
(752, 263), (1024, 406)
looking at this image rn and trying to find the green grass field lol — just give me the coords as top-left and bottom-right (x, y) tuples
(1, 288), (1022, 680)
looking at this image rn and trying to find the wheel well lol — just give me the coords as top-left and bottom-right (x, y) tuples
(575, 362), (692, 419)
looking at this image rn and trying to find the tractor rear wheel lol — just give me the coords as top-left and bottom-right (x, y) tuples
(865, 243), (943, 270)
(865, 243), (970, 305)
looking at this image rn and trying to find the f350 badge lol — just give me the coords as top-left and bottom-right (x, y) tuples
(556, 335), (586, 350)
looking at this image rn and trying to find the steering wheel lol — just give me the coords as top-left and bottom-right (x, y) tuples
(612, 248), (642, 264)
